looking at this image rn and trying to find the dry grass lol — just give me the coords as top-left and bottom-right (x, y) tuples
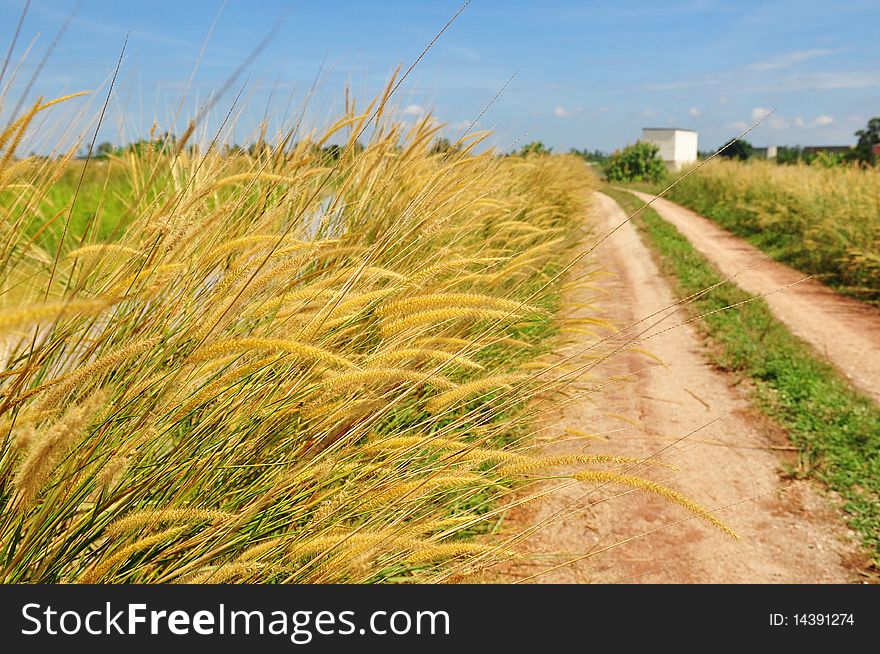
(0, 81), (730, 583)
(666, 159), (880, 304)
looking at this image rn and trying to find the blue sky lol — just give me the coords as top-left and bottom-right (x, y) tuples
(1, 0), (878, 153)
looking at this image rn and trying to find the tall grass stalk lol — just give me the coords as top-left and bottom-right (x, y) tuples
(664, 159), (880, 304)
(0, 82), (730, 582)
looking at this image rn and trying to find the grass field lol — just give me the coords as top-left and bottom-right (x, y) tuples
(0, 85), (742, 583)
(658, 159), (880, 305)
(608, 187), (880, 569)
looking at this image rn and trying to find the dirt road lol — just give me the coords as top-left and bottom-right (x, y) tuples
(502, 192), (863, 583)
(628, 190), (880, 405)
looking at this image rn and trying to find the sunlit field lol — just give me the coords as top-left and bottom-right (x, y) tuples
(665, 159), (880, 304)
(0, 76), (742, 583)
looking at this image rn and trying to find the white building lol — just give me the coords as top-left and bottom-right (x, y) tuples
(752, 145), (778, 159)
(641, 128), (698, 171)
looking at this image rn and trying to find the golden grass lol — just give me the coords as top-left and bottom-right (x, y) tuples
(667, 159), (880, 303)
(0, 81), (730, 583)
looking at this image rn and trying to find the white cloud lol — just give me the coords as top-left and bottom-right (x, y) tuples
(793, 115), (834, 128)
(689, 106), (700, 117)
(447, 120), (476, 132)
(402, 104), (425, 116)
(778, 71), (880, 91)
(555, 106), (587, 118)
(751, 106), (773, 122)
(768, 117), (790, 130)
(646, 68), (880, 96)
(729, 114), (785, 131)
(730, 112), (835, 133)
(640, 108), (657, 118)
(719, 96), (729, 105)
(745, 48), (834, 72)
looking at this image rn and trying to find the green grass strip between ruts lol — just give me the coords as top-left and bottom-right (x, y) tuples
(605, 186), (880, 569)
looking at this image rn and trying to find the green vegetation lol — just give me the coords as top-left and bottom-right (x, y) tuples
(854, 117), (880, 166)
(516, 141), (552, 156)
(569, 148), (609, 165)
(775, 146), (849, 166)
(604, 141), (667, 183)
(0, 159), (136, 249)
(607, 187), (880, 568)
(717, 138), (753, 161)
(660, 159), (880, 304)
(1, 96), (597, 582)
(0, 81), (736, 583)
(708, 116), (879, 167)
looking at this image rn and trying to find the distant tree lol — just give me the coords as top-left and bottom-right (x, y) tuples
(429, 137), (459, 155)
(775, 146), (803, 165)
(247, 141), (271, 158)
(603, 141), (666, 183)
(717, 139), (753, 160)
(222, 143), (245, 157)
(95, 142), (115, 158)
(122, 132), (177, 156)
(569, 147), (609, 164)
(812, 150), (847, 168)
(124, 139), (149, 156)
(852, 116), (880, 165)
(322, 143), (343, 162)
(318, 141), (366, 162)
(518, 141), (551, 156)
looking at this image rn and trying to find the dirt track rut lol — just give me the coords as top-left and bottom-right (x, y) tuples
(629, 190), (880, 405)
(502, 192), (862, 583)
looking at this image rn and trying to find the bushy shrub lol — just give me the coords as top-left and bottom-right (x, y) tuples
(604, 141), (666, 182)
(517, 141), (552, 156)
(569, 148), (609, 164)
(853, 116), (879, 165)
(811, 151), (847, 168)
(717, 138), (753, 160)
